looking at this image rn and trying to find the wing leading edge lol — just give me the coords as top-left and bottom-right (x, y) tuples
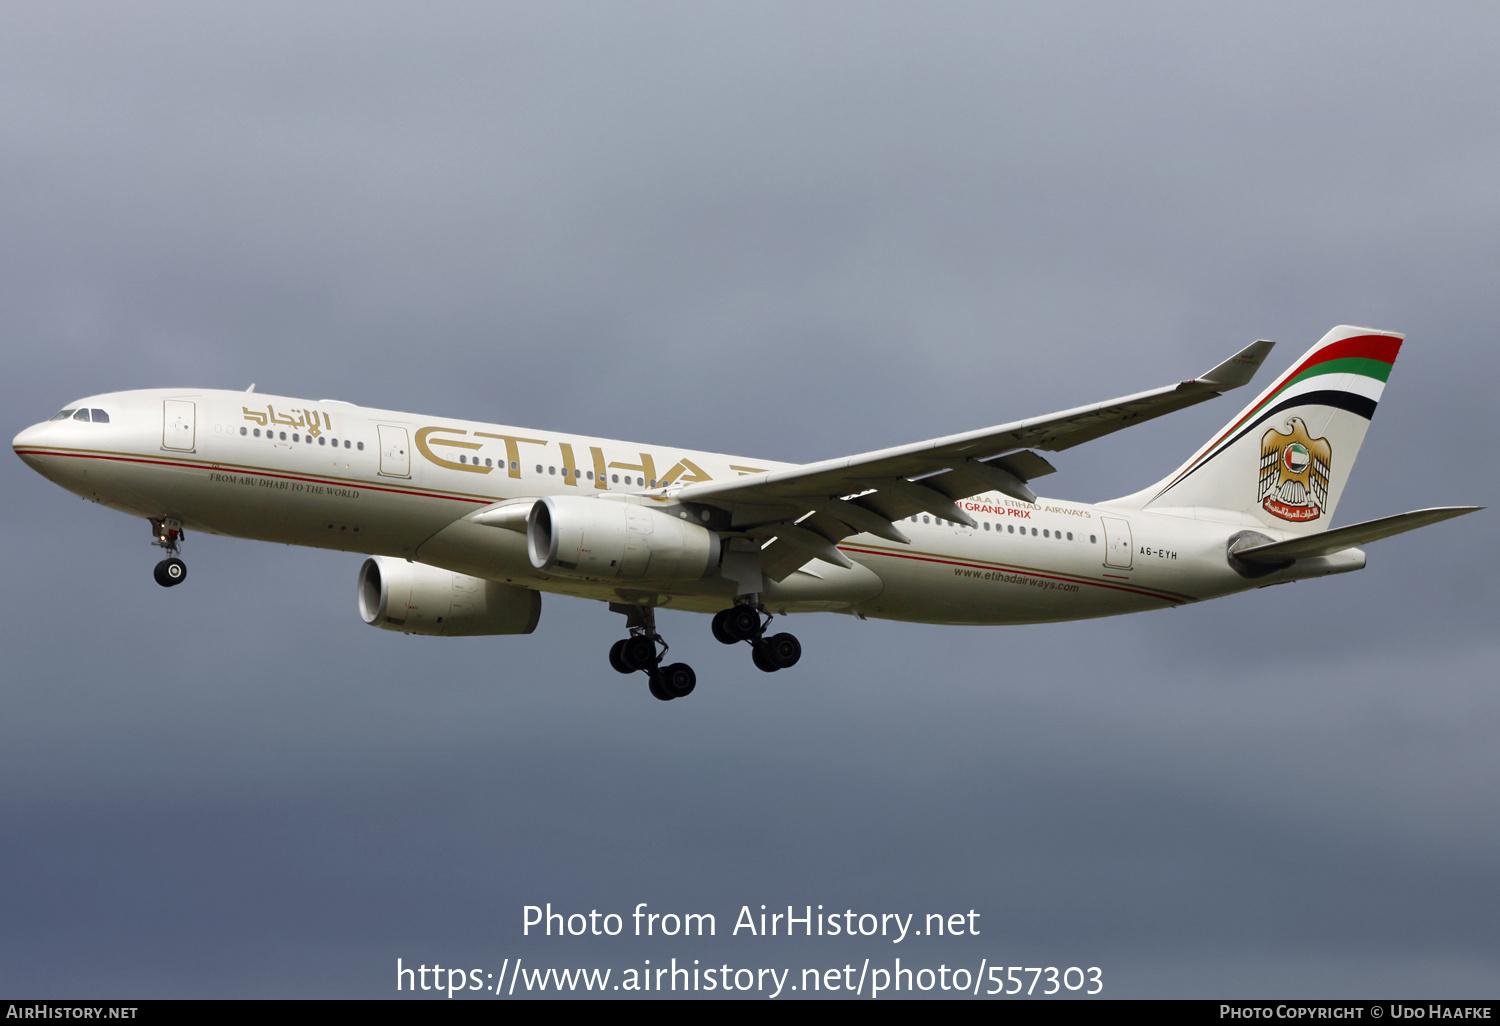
(670, 339), (1276, 582)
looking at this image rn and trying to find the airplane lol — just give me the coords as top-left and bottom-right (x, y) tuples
(12, 325), (1479, 702)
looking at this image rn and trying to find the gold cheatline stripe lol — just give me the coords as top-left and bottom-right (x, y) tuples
(842, 541), (1194, 602)
(21, 445), (504, 504)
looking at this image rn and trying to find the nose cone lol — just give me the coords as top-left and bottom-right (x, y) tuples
(13, 422), (48, 465)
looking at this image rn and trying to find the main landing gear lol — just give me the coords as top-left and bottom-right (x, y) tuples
(608, 603), (696, 702)
(711, 602), (801, 673)
(149, 517), (187, 588)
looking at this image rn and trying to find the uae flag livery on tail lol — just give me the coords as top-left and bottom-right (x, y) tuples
(1134, 326), (1402, 534)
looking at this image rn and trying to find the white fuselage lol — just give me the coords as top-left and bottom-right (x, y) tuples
(13, 388), (1352, 626)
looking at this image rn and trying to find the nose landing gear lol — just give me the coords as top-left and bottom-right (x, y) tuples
(608, 603), (696, 701)
(711, 601), (801, 672)
(149, 518), (187, 588)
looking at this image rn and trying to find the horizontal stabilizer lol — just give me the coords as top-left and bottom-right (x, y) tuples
(1232, 506), (1482, 564)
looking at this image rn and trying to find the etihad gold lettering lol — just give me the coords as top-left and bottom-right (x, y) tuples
(729, 464), (768, 477)
(590, 447), (610, 491)
(659, 457), (711, 486)
(474, 433), (547, 480)
(559, 442), (579, 486)
(242, 405), (325, 436)
(415, 426), (490, 474)
(609, 452), (658, 486)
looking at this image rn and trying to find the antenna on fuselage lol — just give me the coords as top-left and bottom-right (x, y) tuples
(246, 384), (256, 392)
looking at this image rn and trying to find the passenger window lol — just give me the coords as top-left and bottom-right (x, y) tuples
(293, 433), (300, 442)
(1067, 532), (1073, 541)
(91, 409), (109, 423)
(536, 465), (543, 474)
(1089, 534), (1096, 544)
(51, 409), (76, 421)
(485, 458), (493, 468)
(1043, 529), (1049, 538)
(1007, 524), (1014, 533)
(586, 470), (593, 480)
(73, 409), (90, 421)
(510, 461), (518, 470)
(280, 431), (287, 440)
(1031, 528), (1037, 536)
(318, 436), (326, 445)
(922, 516), (930, 524)
(983, 522), (990, 531)
(357, 441), (364, 450)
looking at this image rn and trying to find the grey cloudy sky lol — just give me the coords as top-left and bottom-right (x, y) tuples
(2, 1), (1497, 998)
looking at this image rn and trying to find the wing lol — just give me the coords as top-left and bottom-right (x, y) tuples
(671, 339), (1276, 582)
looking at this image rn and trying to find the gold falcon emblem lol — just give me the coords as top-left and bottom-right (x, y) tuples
(1258, 416), (1331, 523)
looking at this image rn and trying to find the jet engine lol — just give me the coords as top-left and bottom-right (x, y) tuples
(357, 556), (541, 636)
(526, 495), (720, 580)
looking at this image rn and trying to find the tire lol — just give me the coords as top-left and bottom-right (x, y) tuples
(608, 639), (633, 674)
(751, 644), (780, 673)
(153, 558), (187, 588)
(726, 606), (760, 641)
(621, 635), (656, 672)
(647, 673), (674, 701)
(660, 662), (696, 698)
(763, 632), (801, 669)
(710, 609), (738, 645)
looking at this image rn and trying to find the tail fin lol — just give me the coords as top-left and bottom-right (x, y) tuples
(1117, 325), (1403, 534)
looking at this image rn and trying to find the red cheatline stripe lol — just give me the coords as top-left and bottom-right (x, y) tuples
(1173, 333), (1402, 481)
(14, 449), (493, 505)
(839, 544), (1188, 604)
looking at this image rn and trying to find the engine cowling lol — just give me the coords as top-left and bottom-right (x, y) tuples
(526, 495), (720, 580)
(358, 556), (541, 636)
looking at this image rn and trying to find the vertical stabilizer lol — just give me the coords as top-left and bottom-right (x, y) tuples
(1120, 325), (1403, 534)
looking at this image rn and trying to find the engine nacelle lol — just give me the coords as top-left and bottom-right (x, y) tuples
(526, 495), (720, 580)
(358, 556), (541, 636)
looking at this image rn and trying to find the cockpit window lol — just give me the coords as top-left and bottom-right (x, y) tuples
(73, 409), (90, 421)
(50, 409), (76, 421)
(91, 409), (110, 423)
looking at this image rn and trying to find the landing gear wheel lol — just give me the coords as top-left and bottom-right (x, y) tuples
(647, 673), (674, 701)
(660, 662), (696, 698)
(620, 635), (657, 672)
(608, 639), (633, 674)
(751, 644), (780, 673)
(724, 606), (761, 642)
(153, 558), (187, 588)
(711, 609), (738, 645)
(763, 632), (801, 669)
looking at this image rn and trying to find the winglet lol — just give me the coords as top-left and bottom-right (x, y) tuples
(1194, 339), (1275, 389)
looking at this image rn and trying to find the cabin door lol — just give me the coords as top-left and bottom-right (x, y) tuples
(162, 400), (196, 451)
(377, 425), (411, 478)
(1101, 516), (1134, 569)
